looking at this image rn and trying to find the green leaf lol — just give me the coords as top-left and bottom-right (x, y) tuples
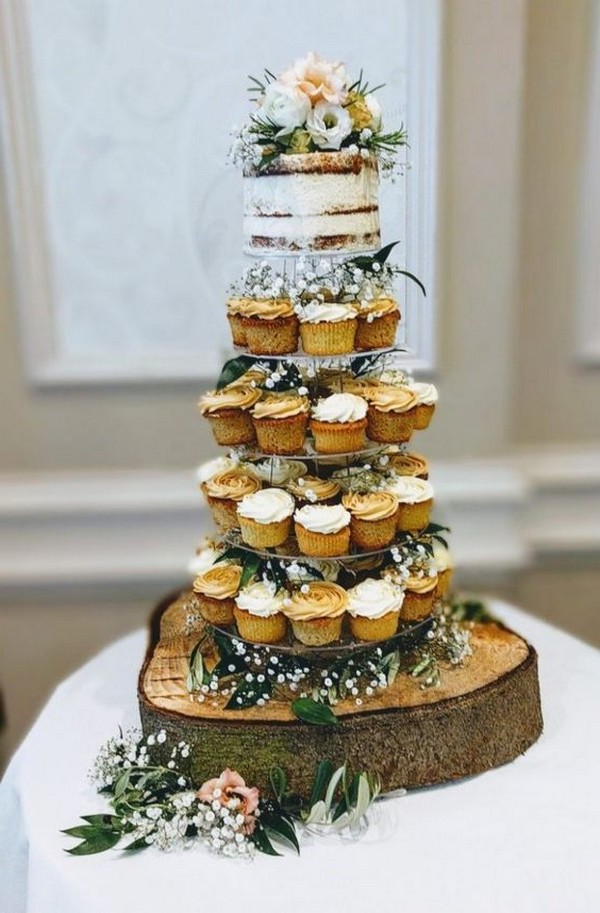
(240, 552), (262, 589)
(187, 639), (206, 692)
(216, 355), (255, 389)
(62, 825), (101, 839)
(80, 814), (121, 828)
(260, 811), (300, 854)
(269, 765), (287, 803)
(323, 765), (346, 815)
(291, 698), (339, 727)
(113, 770), (132, 800)
(397, 269), (427, 297)
(123, 836), (150, 852)
(225, 677), (271, 710)
(309, 760), (335, 808)
(66, 828), (122, 856)
(251, 824), (281, 856)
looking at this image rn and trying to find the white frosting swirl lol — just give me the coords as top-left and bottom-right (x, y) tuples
(347, 577), (405, 619)
(249, 458), (308, 484)
(312, 393), (367, 423)
(433, 541), (453, 572)
(188, 545), (221, 577)
(237, 488), (295, 524)
(380, 476), (434, 504)
(235, 582), (285, 617)
(300, 301), (356, 324)
(197, 456), (237, 485)
(411, 382), (439, 406)
(294, 503), (351, 534)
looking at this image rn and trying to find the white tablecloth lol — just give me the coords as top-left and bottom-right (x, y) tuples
(1, 602), (599, 913)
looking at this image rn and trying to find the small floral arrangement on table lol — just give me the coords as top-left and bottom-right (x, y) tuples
(63, 730), (380, 858)
(230, 51), (408, 173)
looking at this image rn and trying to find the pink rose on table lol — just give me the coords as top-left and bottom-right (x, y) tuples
(280, 51), (348, 106)
(197, 768), (260, 833)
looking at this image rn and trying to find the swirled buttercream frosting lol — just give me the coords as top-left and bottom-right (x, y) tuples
(387, 451), (429, 477)
(410, 382), (438, 405)
(358, 297), (399, 318)
(204, 470), (261, 501)
(252, 394), (309, 420)
(197, 456), (238, 485)
(235, 582), (285, 617)
(284, 581), (348, 621)
(237, 487), (295, 523)
(294, 503), (351, 533)
(311, 393), (368, 423)
(380, 475), (433, 504)
(287, 475), (341, 502)
(342, 490), (398, 521)
(193, 564), (243, 599)
(300, 301), (357, 324)
(433, 541), (453, 572)
(404, 572), (438, 594)
(368, 385), (418, 414)
(248, 458), (308, 484)
(238, 298), (295, 319)
(198, 386), (262, 414)
(346, 577), (404, 618)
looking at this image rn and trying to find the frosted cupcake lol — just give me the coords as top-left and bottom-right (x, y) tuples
(237, 488), (295, 548)
(284, 581), (347, 646)
(342, 491), (399, 550)
(247, 457), (308, 486)
(234, 581), (287, 644)
(367, 386), (419, 444)
(197, 455), (239, 488)
(379, 475), (434, 532)
(286, 475), (341, 506)
(299, 301), (357, 355)
(294, 503), (351, 557)
(401, 571), (438, 620)
(193, 564), (243, 625)
(410, 382), (438, 430)
(355, 297), (400, 350)
(433, 541), (454, 598)
(203, 469), (261, 531)
(226, 296), (252, 346)
(251, 394), (309, 455)
(239, 298), (299, 355)
(198, 386), (262, 446)
(346, 577), (404, 641)
(385, 450), (429, 479)
(310, 393), (368, 454)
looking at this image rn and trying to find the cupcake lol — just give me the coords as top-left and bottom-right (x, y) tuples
(284, 581), (347, 646)
(433, 541), (454, 598)
(342, 490), (399, 550)
(251, 394), (309, 455)
(299, 301), (357, 355)
(410, 382), (438, 430)
(198, 386), (262, 446)
(379, 475), (434, 532)
(193, 564), (242, 626)
(203, 469), (261, 531)
(346, 577), (404, 641)
(286, 475), (341, 506)
(310, 393), (368, 454)
(226, 296), (251, 347)
(294, 503), (351, 557)
(384, 450), (429, 479)
(239, 298), (299, 355)
(401, 572), (438, 621)
(355, 297), (400, 350)
(234, 582), (287, 644)
(367, 386), (419, 444)
(237, 488), (295, 548)
(197, 455), (238, 487)
(247, 457), (308, 486)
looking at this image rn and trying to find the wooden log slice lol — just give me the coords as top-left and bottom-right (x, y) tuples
(138, 591), (543, 795)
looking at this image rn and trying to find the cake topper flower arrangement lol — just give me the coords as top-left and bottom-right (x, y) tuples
(230, 51), (408, 173)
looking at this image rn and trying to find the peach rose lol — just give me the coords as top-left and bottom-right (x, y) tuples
(197, 768), (260, 834)
(280, 52), (348, 106)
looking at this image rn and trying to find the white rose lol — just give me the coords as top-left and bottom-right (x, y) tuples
(259, 82), (310, 137)
(365, 93), (382, 131)
(306, 101), (352, 150)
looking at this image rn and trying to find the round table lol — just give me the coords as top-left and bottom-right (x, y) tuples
(1, 601), (599, 913)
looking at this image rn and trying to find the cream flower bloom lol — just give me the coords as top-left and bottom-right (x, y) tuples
(280, 52), (348, 106)
(365, 93), (383, 131)
(306, 101), (352, 150)
(260, 82), (311, 137)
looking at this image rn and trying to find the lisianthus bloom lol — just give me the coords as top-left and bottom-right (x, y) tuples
(281, 52), (348, 106)
(197, 768), (260, 833)
(306, 101), (352, 150)
(260, 82), (311, 137)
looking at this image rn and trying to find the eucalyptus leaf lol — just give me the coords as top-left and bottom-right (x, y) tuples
(291, 698), (339, 727)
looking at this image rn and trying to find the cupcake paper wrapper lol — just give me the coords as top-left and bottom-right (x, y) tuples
(294, 523), (351, 557)
(290, 615), (344, 646)
(300, 319), (357, 355)
(243, 315), (299, 355)
(355, 310), (400, 351)
(239, 514), (292, 548)
(349, 610), (399, 642)
(367, 406), (416, 444)
(396, 499), (433, 533)
(233, 607), (288, 644)
(252, 413), (309, 455)
(207, 409), (257, 446)
(310, 417), (368, 454)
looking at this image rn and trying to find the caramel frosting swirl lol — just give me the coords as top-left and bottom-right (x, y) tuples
(368, 385), (419, 414)
(198, 386), (262, 414)
(238, 298), (295, 319)
(227, 296), (252, 315)
(284, 582), (348, 621)
(358, 297), (399, 319)
(252, 394), (309, 420)
(227, 366), (269, 389)
(404, 572), (438, 594)
(342, 490), (399, 521)
(204, 469), (261, 501)
(287, 475), (341, 502)
(193, 564), (242, 600)
(387, 451), (429, 477)
(324, 376), (378, 400)
(347, 577), (405, 619)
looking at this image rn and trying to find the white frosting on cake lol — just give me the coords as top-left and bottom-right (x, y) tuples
(243, 151), (380, 254)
